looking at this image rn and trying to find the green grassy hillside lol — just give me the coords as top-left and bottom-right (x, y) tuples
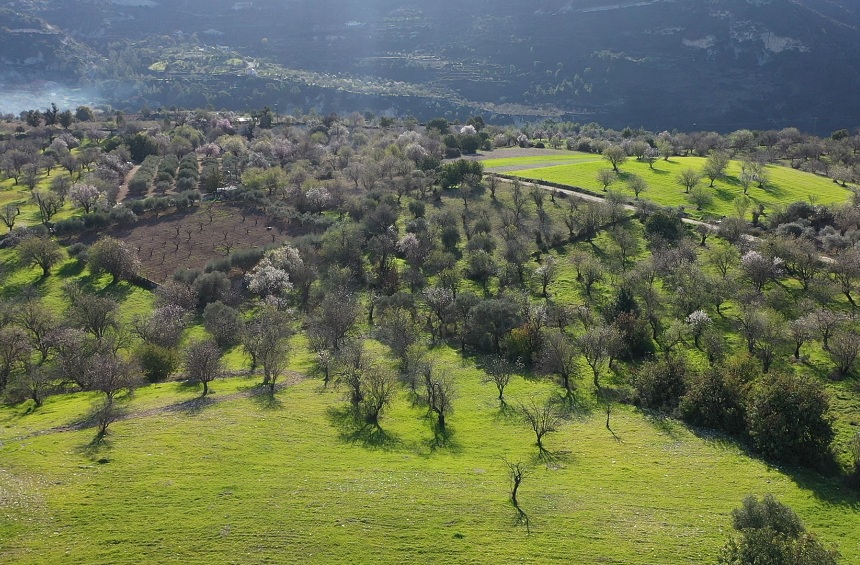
(2, 345), (859, 565)
(501, 157), (852, 220)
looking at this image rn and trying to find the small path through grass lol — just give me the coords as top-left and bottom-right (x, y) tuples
(8, 370), (306, 442)
(115, 164), (142, 203)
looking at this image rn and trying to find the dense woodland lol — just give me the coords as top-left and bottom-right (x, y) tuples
(1, 106), (860, 563)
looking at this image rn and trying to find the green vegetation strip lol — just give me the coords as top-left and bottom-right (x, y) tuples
(481, 154), (600, 169)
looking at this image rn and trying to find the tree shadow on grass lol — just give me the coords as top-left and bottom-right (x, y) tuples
(249, 390), (283, 411)
(534, 447), (573, 470)
(325, 405), (400, 449)
(175, 395), (217, 415)
(689, 425), (859, 509)
(78, 434), (114, 461)
(509, 504), (532, 535)
(424, 420), (461, 453)
(551, 390), (591, 417)
(96, 280), (135, 302)
(641, 410), (686, 442)
(492, 400), (518, 422)
(713, 186), (737, 203)
(56, 261), (86, 278)
(782, 465), (860, 510)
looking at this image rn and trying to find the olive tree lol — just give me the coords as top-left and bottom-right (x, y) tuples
(602, 145), (627, 173)
(203, 301), (243, 349)
(676, 168), (701, 194)
(88, 237), (141, 283)
(17, 236), (63, 277)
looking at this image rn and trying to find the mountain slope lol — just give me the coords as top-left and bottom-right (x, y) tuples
(7, 0), (860, 131)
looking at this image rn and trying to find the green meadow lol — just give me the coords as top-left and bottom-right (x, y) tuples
(480, 153), (601, 169)
(504, 157), (853, 220)
(3, 344), (860, 565)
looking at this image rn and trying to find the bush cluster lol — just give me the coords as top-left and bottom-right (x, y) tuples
(127, 155), (161, 196)
(633, 352), (835, 467)
(176, 153), (199, 191)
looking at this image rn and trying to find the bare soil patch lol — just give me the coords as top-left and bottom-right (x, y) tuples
(102, 202), (305, 282)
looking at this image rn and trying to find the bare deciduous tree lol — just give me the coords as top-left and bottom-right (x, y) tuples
(184, 339), (223, 396)
(0, 326), (31, 390)
(829, 330), (860, 377)
(1, 204), (20, 231)
(539, 330), (579, 399)
(519, 399), (562, 452)
(481, 355), (516, 404)
(425, 368), (455, 433)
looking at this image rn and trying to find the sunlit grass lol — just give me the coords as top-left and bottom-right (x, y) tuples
(2, 343), (858, 565)
(507, 157), (852, 219)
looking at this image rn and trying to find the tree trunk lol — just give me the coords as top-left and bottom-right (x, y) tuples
(202, 380), (209, 395)
(511, 478), (521, 507)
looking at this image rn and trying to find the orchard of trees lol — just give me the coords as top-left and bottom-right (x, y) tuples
(0, 105), (859, 502)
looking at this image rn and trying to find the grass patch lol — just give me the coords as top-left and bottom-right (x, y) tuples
(481, 153), (601, 169)
(508, 157), (852, 219)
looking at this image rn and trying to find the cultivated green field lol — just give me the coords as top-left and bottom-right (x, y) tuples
(3, 345), (860, 565)
(505, 157), (853, 220)
(480, 153), (600, 169)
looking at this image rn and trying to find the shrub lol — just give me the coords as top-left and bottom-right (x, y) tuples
(718, 494), (841, 565)
(53, 217), (86, 236)
(128, 199), (146, 216)
(108, 205), (137, 226)
(176, 177), (197, 191)
(229, 247), (265, 273)
(746, 372), (834, 466)
(135, 344), (179, 382)
(680, 353), (758, 435)
(408, 200), (425, 218)
(644, 208), (683, 244)
(204, 257), (232, 273)
(67, 242), (89, 261)
(630, 354), (689, 413)
(193, 271), (231, 307)
(127, 154), (161, 196)
(81, 212), (110, 230)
